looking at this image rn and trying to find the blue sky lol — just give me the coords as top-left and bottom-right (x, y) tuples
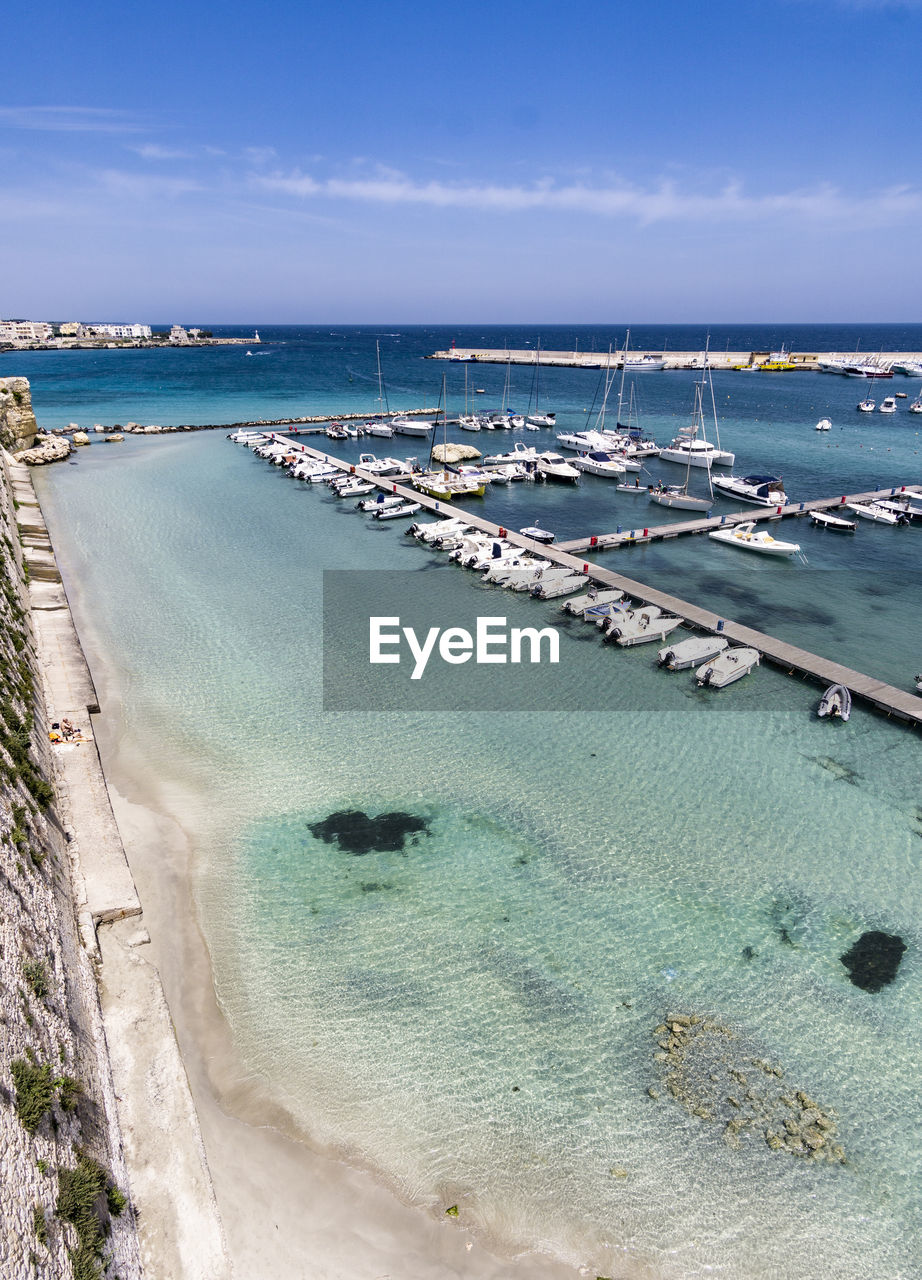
(3, 0), (921, 321)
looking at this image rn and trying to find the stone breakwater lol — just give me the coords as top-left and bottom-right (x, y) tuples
(648, 1014), (846, 1164)
(0, 448), (143, 1278)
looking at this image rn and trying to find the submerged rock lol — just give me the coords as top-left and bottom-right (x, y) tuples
(648, 1013), (845, 1164)
(308, 809), (429, 855)
(840, 930), (906, 993)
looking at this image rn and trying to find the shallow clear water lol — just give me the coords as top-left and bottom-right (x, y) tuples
(29, 329), (922, 1278)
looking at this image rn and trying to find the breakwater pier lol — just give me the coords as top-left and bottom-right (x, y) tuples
(258, 435), (922, 728)
(428, 347), (922, 372)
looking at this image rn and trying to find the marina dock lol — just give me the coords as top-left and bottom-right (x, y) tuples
(428, 348), (922, 372)
(555, 486), (922, 551)
(265, 437), (922, 729)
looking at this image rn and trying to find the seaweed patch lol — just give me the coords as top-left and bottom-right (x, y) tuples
(840, 931), (906, 993)
(308, 809), (430, 855)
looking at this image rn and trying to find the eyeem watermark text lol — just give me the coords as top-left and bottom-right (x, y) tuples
(370, 616), (559, 680)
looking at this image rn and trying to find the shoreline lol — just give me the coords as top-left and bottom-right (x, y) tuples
(29, 465), (591, 1279)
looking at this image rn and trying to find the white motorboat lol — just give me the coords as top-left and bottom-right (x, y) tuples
(357, 453), (405, 476)
(229, 430), (269, 444)
(648, 483), (713, 512)
(325, 424), (348, 440)
(856, 398), (875, 412)
(556, 429), (611, 451)
(814, 418), (832, 431)
(894, 361), (922, 377)
(526, 413), (557, 427)
(811, 509), (857, 532)
(519, 524), (555, 544)
(455, 464), (494, 486)
(531, 573), (588, 600)
(843, 363), (892, 378)
(877, 497), (922, 521)
(506, 566), (575, 592)
(409, 517), (469, 541)
(616, 481), (649, 493)
(708, 521), (802, 557)
(488, 463), (528, 482)
(333, 478), (375, 497)
(657, 635), (729, 671)
(605, 606), (682, 646)
(392, 416), (433, 436)
(359, 493), (405, 512)
(910, 396), (922, 414)
(660, 434), (734, 468)
(484, 442), (537, 465)
(846, 502), (908, 525)
(363, 421), (395, 438)
(536, 452), (580, 482)
(696, 647), (760, 688)
(817, 684), (852, 721)
(711, 474), (788, 507)
(574, 450), (628, 477)
(458, 415), (482, 432)
(622, 354), (665, 372)
(374, 501), (422, 520)
(562, 588), (625, 616)
(879, 396), (898, 413)
(481, 555), (549, 583)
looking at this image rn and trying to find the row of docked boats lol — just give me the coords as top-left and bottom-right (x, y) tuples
(856, 393), (922, 413)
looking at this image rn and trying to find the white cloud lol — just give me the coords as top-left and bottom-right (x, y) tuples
(251, 167), (922, 227)
(130, 143), (194, 160)
(0, 106), (142, 133)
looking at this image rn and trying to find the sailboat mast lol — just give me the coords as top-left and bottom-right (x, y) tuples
(616, 328), (629, 426)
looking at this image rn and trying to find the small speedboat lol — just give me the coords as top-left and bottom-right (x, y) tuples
(373, 501), (422, 520)
(519, 525), (555, 544)
(845, 502), (908, 525)
(605, 606), (682, 646)
(879, 396), (898, 413)
(814, 418), (832, 431)
(359, 493), (405, 512)
(562, 588), (625, 616)
(696, 647), (761, 688)
(531, 573), (589, 600)
(817, 684), (852, 720)
(708, 521), (801, 557)
(657, 635), (729, 671)
(811, 509), (857, 531)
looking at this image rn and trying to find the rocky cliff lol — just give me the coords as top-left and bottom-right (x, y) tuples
(0, 377), (39, 452)
(0, 448), (142, 1279)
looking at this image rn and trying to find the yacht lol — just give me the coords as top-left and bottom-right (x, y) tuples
(526, 413), (557, 428)
(708, 521), (802, 557)
(814, 418), (832, 431)
(657, 636), (729, 671)
(391, 416), (433, 436)
(363, 420), (394, 438)
(696, 647), (761, 688)
(856, 397), (876, 412)
(536, 452), (580, 482)
(357, 453), (405, 476)
(711, 474), (788, 507)
(573, 450), (628, 477)
(660, 432), (734, 468)
(622, 354), (665, 372)
(911, 396), (922, 414)
(879, 396), (898, 413)
(483, 442), (537, 465)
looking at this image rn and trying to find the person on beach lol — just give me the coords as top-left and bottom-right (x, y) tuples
(61, 717), (75, 739)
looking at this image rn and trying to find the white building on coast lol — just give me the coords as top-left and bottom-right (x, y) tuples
(0, 319), (54, 344)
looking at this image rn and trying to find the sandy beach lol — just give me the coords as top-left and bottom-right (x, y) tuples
(45, 513), (585, 1280)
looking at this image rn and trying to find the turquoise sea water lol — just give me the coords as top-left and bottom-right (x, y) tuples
(26, 328), (922, 1278)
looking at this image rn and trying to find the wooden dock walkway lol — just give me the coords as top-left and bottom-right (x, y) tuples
(555, 486), (922, 551)
(263, 436), (922, 728)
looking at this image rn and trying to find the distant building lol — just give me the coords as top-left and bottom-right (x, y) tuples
(169, 325), (190, 343)
(57, 321), (82, 336)
(83, 323), (152, 340)
(0, 319), (53, 344)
